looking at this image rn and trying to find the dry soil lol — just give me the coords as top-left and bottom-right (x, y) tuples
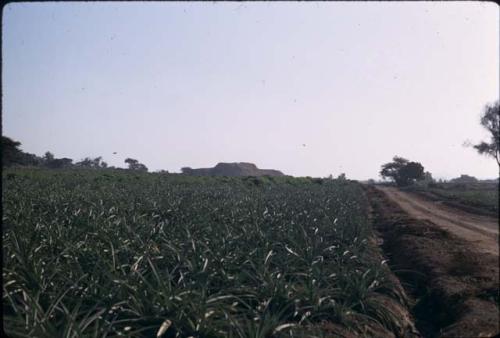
(366, 185), (499, 338)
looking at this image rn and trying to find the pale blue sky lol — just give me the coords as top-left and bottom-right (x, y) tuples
(2, 2), (499, 179)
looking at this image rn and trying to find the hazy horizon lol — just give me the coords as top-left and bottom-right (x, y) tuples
(3, 2), (499, 180)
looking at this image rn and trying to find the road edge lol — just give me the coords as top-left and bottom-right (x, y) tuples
(365, 185), (499, 338)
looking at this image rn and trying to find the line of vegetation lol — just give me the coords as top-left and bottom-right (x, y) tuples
(2, 136), (148, 172)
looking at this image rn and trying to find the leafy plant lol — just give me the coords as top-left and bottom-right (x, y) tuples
(3, 168), (407, 337)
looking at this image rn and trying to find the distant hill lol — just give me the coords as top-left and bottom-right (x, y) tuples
(181, 162), (285, 177)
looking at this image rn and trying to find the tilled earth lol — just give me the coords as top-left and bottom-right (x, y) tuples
(365, 185), (499, 338)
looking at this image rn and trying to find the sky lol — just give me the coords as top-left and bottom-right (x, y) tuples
(2, 1), (499, 179)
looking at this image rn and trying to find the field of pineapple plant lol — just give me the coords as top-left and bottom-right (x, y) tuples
(2, 169), (414, 337)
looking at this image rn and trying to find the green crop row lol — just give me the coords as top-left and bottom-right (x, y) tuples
(3, 169), (407, 337)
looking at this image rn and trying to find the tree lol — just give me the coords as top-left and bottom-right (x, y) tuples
(2, 136), (23, 166)
(43, 152), (76, 169)
(380, 156), (425, 186)
(125, 158), (138, 167)
(44, 151), (55, 162)
(47, 157), (73, 169)
(2, 136), (44, 167)
(472, 101), (499, 167)
(75, 156), (107, 169)
(75, 157), (93, 168)
(19, 152), (43, 166)
(2, 136), (74, 168)
(91, 157), (104, 168)
(125, 158), (148, 172)
(379, 156), (409, 185)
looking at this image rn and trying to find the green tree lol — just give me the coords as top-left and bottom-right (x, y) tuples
(380, 156), (425, 186)
(472, 101), (499, 167)
(75, 156), (107, 169)
(47, 158), (73, 169)
(379, 156), (408, 184)
(43, 151), (55, 162)
(125, 158), (148, 172)
(43, 151), (73, 168)
(2, 136), (43, 167)
(2, 136), (71, 168)
(18, 152), (43, 166)
(2, 136), (23, 166)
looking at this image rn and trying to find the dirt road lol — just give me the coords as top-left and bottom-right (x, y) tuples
(368, 186), (499, 337)
(377, 186), (498, 255)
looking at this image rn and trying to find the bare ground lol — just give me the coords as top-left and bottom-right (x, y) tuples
(366, 185), (499, 338)
(407, 188), (498, 219)
(379, 186), (498, 256)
